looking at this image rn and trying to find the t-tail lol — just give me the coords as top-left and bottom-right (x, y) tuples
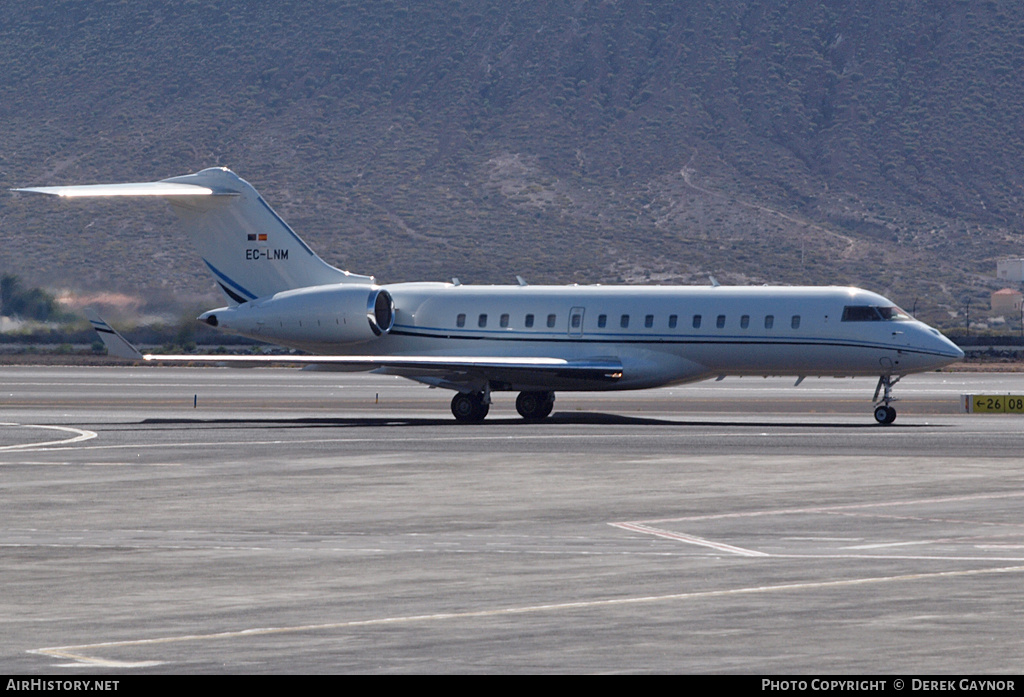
(15, 167), (373, 303)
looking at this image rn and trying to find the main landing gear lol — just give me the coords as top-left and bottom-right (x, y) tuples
(451, 391), (489, 423)
(872, 375), (902, 425)
(515, 391), (555, 420)
(449, 390), (556, 422)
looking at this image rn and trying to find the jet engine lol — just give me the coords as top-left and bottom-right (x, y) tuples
(199, 284), (396, 346)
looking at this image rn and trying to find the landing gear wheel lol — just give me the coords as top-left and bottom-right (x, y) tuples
(874, 405), (897, 425)
(516, 391), (555, 420)
(451, 392), (489, 423)
(872, 375), (901, 425)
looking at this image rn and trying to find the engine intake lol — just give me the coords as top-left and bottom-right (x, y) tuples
(367, 288), (395, 336)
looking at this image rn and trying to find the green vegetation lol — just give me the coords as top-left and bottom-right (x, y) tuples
(0, 273), (247, 353)
(0, 274), (68, 321)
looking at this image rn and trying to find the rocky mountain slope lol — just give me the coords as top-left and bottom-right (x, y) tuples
(2, 1), (1023, 327)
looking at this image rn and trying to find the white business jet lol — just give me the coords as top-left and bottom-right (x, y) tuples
(15, 167), (963, 424)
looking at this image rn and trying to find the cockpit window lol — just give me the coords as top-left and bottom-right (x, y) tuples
(842, 305), (911, 322)
(877, 306), (912, 320)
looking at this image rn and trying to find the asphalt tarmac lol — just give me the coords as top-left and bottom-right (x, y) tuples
(1, 367), (1022, 674)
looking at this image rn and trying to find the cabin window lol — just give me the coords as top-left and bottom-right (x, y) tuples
(791, 315), (801, 329)
(716, 315), (726, 328)
(693, 314), (702, 328)
(620, 314), (630, 328)
(645, 314), (654, 328)
(525, 314), (534, 328)
(598, 314), (607, 328)
(740, 315), (750, 329)
(500, 313), (509, 328)
(456, 313), (466, 328)
(764, 315), (774, 329)
(478, 314), (487, 328)
(547, 314), (557, 328)
(571, 314), (582, 329)
(668, 314), (678, 329)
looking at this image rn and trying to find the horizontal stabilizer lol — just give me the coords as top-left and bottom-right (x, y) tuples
(12, 182), (228, 198)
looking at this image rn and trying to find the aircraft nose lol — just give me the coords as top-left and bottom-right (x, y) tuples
(924, 326), (963, 364)
(950, 341), (965, 361)
(936, 329), (964, 360)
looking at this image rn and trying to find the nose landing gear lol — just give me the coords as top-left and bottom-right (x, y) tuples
(872, 375), (901, 425)
(873, 404), (897, 425)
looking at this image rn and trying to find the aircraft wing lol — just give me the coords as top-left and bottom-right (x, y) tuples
(88, 314), (622, 384)
(88, 313), (618, 380)
(140, 352), (624, 381)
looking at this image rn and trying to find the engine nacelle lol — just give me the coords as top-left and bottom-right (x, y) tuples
(366, 285), (394, 336)
(199, 284), (395, 346)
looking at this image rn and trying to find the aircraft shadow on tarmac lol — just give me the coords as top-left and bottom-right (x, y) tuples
(124, 413), (943, 429)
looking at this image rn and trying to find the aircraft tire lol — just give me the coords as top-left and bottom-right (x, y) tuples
(516, 391), (555, 420)
(452, 392), (488, 422)
(874, 405), (897, 425)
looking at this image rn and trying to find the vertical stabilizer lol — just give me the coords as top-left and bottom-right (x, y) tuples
(161, 168), (373, 302)
(14, 168), (373, 303)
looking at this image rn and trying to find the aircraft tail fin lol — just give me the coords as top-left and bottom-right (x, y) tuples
(15, 168), (372, 303)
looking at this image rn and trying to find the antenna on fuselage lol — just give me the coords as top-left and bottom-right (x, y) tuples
(709, 276), (720, 287)
(516, 275), (528, 286)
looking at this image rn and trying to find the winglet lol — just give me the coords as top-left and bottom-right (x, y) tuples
(86, 311), (143, 360)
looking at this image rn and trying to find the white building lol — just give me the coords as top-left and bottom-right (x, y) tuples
(996, 258), (1024, 284)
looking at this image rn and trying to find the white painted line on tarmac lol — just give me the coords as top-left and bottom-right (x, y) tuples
(0, 423), (97, 451)
(31, 564), (1024, 669)
(638, 490), (1024, 524)
(844, 540), (934, 550)
(2, 461), (183, 467)
(0, 427), (950, 455)
(615, 491), (1024, 560)
(609, 521), (769, 557)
